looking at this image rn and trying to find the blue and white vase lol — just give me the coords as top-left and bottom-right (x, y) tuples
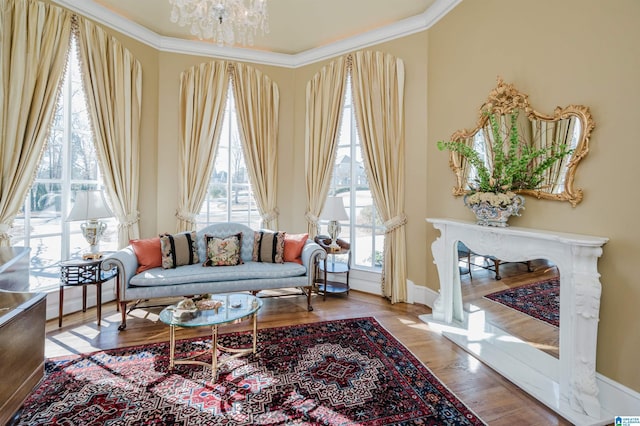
(463, 193), (525, 227)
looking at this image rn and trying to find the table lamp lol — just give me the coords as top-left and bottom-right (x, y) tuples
(320, 196), (348, 251)
(66, 190), (113, 254)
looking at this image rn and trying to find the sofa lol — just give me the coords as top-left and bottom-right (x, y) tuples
(102, 223), (326, 330)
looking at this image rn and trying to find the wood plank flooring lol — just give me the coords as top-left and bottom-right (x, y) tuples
(46, 288), (575, 425)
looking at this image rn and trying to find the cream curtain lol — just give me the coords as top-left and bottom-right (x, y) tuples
(0, 0), (72, 246)
(176, 61), (230, 231)
(351, 51), (407, 303)
(231, 63), (279, 230)
(304, 57), (349, 237)
(76, 16), (142, 248)
(531, 117), (576, 194)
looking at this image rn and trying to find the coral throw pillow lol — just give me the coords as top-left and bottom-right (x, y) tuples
(129, 237), (162, 273)
(284, 233), (308, 264)
(203, 233), (243, 266)
(252, 230), (285, 263)
(159, 231), (199, 269)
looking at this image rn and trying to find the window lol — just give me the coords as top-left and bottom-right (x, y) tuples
(196, 84), (260, 230)
(11, 38), (116, 291)
(325, 77), (385, 269)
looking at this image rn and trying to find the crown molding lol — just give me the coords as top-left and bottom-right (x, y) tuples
(51, 0), (462, 68)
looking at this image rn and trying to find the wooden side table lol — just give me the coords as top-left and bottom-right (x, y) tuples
(314, 236), (351, 300)
(59, 257), (117, 327)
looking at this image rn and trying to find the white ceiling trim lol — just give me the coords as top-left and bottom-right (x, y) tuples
(52, 0), (461, 68)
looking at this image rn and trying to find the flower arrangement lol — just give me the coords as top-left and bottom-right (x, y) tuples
(437, 110), (574, 208)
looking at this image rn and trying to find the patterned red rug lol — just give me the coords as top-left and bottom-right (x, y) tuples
(15, 317), (485, 425)
(484, 277), (560, 327)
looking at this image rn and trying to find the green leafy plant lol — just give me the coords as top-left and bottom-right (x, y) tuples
(437, 111), (574, 195)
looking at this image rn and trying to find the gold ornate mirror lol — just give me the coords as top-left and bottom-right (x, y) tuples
(446, 78), (594, 206)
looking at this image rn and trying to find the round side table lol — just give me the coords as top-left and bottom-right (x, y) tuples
(314, 236), (351, 300)
(59, 256), (117, 327)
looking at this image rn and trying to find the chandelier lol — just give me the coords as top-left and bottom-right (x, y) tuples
(169, 0), (269, 47)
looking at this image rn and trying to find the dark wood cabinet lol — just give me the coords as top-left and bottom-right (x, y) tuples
(0, 246), (45, 425)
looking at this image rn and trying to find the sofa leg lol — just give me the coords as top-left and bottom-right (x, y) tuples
(306, 286), (313, 311)
(118, 301), (127, 331)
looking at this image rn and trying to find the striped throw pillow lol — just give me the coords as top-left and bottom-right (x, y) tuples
(252, 230), (285, 263)
(159, 231), (199, 269)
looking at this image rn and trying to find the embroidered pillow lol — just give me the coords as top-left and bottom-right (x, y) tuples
(129, 237), (162, 273)
(203, 233), (243, 266)
(252, 230), (285, 263)
(159, 231), (199, 269)
(284, 233), (308, 264)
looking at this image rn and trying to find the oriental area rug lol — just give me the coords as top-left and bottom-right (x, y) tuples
(484, 277), (560, 327)
(15, 317), (485, 425)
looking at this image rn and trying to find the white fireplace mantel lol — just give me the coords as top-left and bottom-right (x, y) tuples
(421, 218), (610, 425)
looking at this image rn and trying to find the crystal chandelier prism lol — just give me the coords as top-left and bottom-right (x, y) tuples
(169, 0), (269, 47)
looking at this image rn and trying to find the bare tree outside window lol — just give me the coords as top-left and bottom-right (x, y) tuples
(197, 83), (260, 229)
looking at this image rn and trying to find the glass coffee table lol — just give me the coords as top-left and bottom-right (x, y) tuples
(159, 293), (262, 381)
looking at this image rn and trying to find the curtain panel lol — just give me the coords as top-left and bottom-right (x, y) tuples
(175, 61), (230, 232)
(351, 50), (407, 303)
(0, 0), (72, 246)
(304, 57), (349, 237)
(76, 16), (143, 248)
(230, 63), (280, 230)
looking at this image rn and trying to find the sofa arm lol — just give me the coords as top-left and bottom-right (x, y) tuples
(101, 246), (138, 301)
(301, 240), (326, 287)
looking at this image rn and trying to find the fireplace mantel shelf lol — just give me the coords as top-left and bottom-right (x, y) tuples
(420, 218), (610, 426)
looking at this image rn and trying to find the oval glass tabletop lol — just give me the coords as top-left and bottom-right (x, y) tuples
(159, 293), (262, 327)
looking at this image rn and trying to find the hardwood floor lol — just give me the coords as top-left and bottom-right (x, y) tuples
(46, 289), (574, 425)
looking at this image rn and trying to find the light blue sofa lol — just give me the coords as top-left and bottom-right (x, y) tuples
(102, 223), (326, 330)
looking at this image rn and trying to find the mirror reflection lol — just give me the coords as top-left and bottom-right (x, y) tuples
(457, 241), (560, 358)
(447, 78), (595, 206)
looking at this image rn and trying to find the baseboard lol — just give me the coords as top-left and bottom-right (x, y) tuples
(348, 268), (383, 295)
(408, 280), (438, 307)
(596, 373), (640, 416)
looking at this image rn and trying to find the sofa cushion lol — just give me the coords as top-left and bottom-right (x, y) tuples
(196, 223), (255, 263)
(129, 261), (307, 287)
(160, 231), (199, 269)
(129, 237), (162, 273)
(284, 233), (308, 264)
(252, 230), (285, 263)
(203, 233), (243, 266)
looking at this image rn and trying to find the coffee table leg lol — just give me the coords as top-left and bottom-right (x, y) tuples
(212, 324), (218, 381)
(58, 285), (64, 328)
(96, 282), (102, 326)
(169, 325), (175, 369)
(252, 312), (258, 353)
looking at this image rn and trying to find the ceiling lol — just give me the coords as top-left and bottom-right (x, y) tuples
(51, 0), (461, 67)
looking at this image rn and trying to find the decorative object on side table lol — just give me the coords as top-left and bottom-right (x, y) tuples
(438, 95), (574, 226)
(66, 189), (114, 253)
(320, 196), (349, 251)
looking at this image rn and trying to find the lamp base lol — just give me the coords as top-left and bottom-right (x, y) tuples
(81, 219), (107, 254)
(327, 220), (341, 252)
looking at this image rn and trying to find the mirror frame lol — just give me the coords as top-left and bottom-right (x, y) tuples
(447, 78), (595, 206)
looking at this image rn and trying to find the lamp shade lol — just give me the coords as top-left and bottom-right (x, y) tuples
(66, 190), (113, 222)
(320, 196), (348, 221)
